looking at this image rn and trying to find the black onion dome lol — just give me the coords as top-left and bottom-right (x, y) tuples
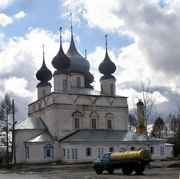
(66, 31), (90, 74)
(52, 27), (70, 73)
(99, 50), (116, 76)
(36, 53), (52, 84)
(99, 35), (116, 77)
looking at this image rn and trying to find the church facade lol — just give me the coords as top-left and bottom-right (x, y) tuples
(15, 27), (173, 163)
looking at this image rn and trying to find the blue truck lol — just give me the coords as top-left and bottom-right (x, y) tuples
(93, 149), (151, 175)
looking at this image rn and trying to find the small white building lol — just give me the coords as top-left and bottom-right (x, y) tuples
(15, 26), (173, 164)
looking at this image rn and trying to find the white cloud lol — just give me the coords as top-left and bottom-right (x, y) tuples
(0, 11), (27, 27)
(0, 13), (13, 26)
(0, 0), (14, 9)
(4, 77), (32, 97)
(63, 0), (124, 32)
(14, 11), (26, 19)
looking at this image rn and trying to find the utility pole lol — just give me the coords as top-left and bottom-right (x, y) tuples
(12, 99), (16, 165)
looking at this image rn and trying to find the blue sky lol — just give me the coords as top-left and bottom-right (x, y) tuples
(1, 0), (134, 53)
(0, 0), (180, 121)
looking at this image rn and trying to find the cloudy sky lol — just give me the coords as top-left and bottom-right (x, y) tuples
(0, 0), (180, 121)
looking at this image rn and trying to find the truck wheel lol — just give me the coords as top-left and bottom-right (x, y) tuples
(95, 168), (103, 175)
(108, 168), (114, 174)
(134, 164), (144, 175)
(122, 167), (133, 175)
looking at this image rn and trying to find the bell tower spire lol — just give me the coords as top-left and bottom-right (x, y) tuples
(98, 35), (116, 96)
(105, 34), (108, 53)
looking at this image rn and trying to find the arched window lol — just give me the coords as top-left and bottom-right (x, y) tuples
(150, 146), (154, 154)
(107, 119), (112, 129)
(110, 84), (114, 96)
(101, 84), (103, 93)
(63, 79), (68, 91)
(86, 147), (91, 157)
(89, 111), (99, 129)
(72, 111), (82, 129)
(77, 77), (81, 88)
(75, 118), (80, 129)
(91, 118), (96, 129)
(25, 145), (29, 160)
(43, 144), (54, 159)
(105, 113), (113, 129)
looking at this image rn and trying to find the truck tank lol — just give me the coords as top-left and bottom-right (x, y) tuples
(111, 149), (151, 161)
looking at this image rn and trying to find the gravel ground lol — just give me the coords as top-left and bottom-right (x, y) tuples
(0, 161), (179, 179)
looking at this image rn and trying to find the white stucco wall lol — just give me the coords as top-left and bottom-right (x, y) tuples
(37, 85), (51, 99)
(54, 74), (70, 92)
(70, 73), (85, 88)
(150, 143), (173, 159)
(100, 78), (116, 96)
(28, 93), (128, 138)
(60, 142), (173, 163)
(15, 129), (43, 163)
(25, 142), (61, 163)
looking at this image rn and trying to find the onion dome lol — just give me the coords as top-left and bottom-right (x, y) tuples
(36, 45), (52, 86)
(99, 35), (116, 79)
(52, 27), (70, 74)
(66, 26), (90, 74)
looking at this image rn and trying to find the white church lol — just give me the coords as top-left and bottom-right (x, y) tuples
(15, 26), (173, 163)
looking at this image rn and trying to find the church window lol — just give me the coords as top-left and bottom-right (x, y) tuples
(110, 84), (114, 95)
(160, 146), (164, 156)
(63, 148), (66, 157)
(97, 148), (104, 158)
(67, 148), (70, 159)
(150, 146), (154, 154)
(72, 111), (82, 129)
(43, 144), (54, 159)
(63, 79), (68, 91)
(109, 147), (114, 152)
(91, 118), (96, 129)
(107, 119), (112, 129)
(86, 147), (91, 157)
(77, 77), (81, 88)
(105, 113), (113, 129)
(72, 148), (78, 160)
(75, 118), (80, 129)
(42, 89), (46, 97)
(101, 84), (103, 93)
(25, 145), (29, 159)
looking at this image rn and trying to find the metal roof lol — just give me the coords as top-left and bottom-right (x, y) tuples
(26, 131), (53, 143)
(15, 117), (47, 130)
(60, 129), (165, 143)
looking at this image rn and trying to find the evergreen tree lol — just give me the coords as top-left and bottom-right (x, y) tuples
(173, 125), (180, 157)
(151, 117), (165, 138)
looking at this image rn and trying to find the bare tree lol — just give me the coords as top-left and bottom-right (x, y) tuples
(0, 94), (13, 166)
(139, 80), (156, 134)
